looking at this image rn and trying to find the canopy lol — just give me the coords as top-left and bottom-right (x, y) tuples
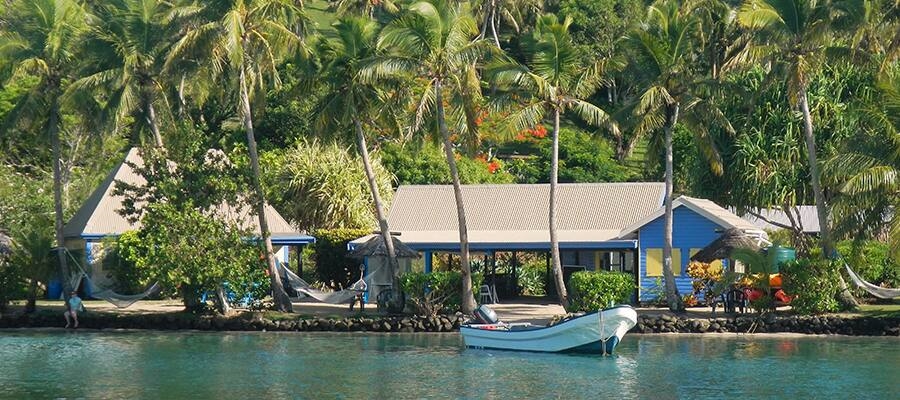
(690, 228), (760, 263)
(349, 235), (420, 259)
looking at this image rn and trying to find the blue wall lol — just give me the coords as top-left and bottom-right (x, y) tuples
(638, 206), (724, 302)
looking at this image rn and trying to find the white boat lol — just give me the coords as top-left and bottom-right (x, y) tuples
(460, 305), (638, 354)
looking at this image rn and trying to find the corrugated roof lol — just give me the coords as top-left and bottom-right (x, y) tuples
(617, 195), (761, 238)
(386, 183), (665, 245)
(733, 206), (821, 233)
(63, 148), (298, 238)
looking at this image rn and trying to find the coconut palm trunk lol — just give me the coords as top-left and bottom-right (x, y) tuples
(143, 92), (164, 148)
(49, 92), (72, 297)
(549, 107), (569, 308)
(239, 69), (293, 313)
(435, 78), (476, 314)
(353, 118), (402, 309)
(797, 88), (858, 308)
(663, 102), (683, 312)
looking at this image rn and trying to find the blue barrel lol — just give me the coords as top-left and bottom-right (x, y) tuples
(768, 246), (796, 273)
(47, 279), (63, 299)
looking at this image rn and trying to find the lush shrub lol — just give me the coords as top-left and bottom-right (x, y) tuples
(567, 271), (635, 312)
(311, 228), (371, 288)
(380, 142), (514, 186)
(836, 240), (900, 292)
(400, 271), (483, 315)
(781, 257), (842, 314)
(516, 261), (547, 296)
(503, 128), (631, 184)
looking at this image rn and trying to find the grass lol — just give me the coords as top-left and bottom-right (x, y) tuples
(855, 302), (900, 318)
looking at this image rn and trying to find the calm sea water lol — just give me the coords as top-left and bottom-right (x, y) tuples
(0, 330), (897, 399)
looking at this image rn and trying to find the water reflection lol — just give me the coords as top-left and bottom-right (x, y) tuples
(0, 331), (897, 399)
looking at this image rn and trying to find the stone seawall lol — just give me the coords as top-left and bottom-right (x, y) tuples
(1, 311), (898, 336)
(632, 314), (900, 336)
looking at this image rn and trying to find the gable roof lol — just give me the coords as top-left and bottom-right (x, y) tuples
(733, 206), (821, 233)
(384, 183), (665, 247)
(617, 195), (762, 239)
(63, 147), (301, 240)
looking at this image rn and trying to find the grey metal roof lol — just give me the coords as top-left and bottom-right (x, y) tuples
(385, 183), (665, 245)
(617, 196), (762, 238)
(63, 148), (298, 239)
(733, 206), (821, 233)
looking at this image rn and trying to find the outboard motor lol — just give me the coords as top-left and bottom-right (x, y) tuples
(473, 304), (500, 324)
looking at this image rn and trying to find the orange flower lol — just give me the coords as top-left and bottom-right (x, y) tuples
(488, 160), (500, 173)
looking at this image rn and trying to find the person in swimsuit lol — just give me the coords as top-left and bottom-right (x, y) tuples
(64, 291), (83, 329)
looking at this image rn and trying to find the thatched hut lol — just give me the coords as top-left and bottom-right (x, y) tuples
(349, 235), (419, 303)
(690, 228), (761, 265)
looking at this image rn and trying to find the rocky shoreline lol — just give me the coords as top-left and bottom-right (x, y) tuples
(1, 311), (897, 336)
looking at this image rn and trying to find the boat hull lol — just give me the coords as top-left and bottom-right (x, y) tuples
(460, 305), (637, 354)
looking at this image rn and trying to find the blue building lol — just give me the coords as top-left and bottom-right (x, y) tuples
(62, 148), (314, 294)
(353, 184), (765, 303)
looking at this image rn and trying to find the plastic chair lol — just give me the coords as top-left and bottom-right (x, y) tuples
(479, 284), (496, 304)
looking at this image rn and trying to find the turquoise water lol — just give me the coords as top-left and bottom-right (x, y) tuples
(0, 331), (897, 399)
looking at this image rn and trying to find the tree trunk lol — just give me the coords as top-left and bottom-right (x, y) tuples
(144, 93), (164, 149)
(239, 69), (293, 313)
(435, 78), (476, 314)
(663, 103), (683, 312)
(489, 3), (501, 48)
(549, 108), (569, 309)
(215, 285), (231, 315)
(25, 279), (38, 313)
(797, 88), (858, 309)
(49, 93), (72, 299)
(354, 118), (401, 310)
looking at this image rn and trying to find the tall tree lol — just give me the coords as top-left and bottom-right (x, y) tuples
(474, 0), (543, 48)
(314, 17), (404, 308)
(169, 0), (307, 312)
(739, 0), (866, 307)
(73, 0), (198, 149)
(0, 0), (87, 297)
(373, 0), (492, 314)
(624, 0), (732, 312)
(490, 14), (613, 308)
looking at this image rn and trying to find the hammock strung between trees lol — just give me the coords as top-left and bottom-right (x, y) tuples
(844, 264), (900, 299)
(280, 265), (378, 304)
(64, 248), (161, 308)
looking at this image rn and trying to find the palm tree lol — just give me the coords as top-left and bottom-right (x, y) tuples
(168, 0), (306, 312)
(490, 14), (613, 308)
(373, 0), (493, 314)
(624, 0), (732, 312)
(474, 0), (543, 48)
(738, 0), (866, 307)
(314, 17), (404, 308)
(0, 0), (87, 297)
(73, 0), (198, 149)
(826, 69), (900, 258)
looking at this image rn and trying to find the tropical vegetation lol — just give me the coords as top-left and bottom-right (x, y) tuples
(0, 0), (897, 315)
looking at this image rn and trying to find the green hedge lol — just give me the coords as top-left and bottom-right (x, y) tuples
(400, 271), (483, 315)
(567, 271), (635, 313)
(312, 228), (370, 287)
(781, 257), (841, 314)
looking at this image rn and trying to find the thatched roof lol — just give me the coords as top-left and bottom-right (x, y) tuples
(690, 228), (761, 263)
(349, 235), (420, 259)
(0, 230), (11, 256)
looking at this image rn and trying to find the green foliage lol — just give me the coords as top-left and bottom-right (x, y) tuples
(504, 128), (630, 183)
(311, 228), (371, 288)
(262, 140), (394, 230)
(837, 240), (900, 292)
(566, 270), (634, 312)
(106, 232), (148, 295)
(554, 0), (643, 58)
(380, 142), (514, 185)
(781, 257), (843, 315)
(516, 260), (546, 296)
(400, 271), (483, 315)
(119, 203), (269, 313)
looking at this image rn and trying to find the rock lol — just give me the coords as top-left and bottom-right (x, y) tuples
(697, 319), (711, 332)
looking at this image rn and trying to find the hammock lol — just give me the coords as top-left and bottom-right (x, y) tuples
(280, 265), (378, 304)
(65, 248), (161, 308)
(845, 263), (900, 299)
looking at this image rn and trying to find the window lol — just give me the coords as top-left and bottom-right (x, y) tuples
(645, 248), (682, 277)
